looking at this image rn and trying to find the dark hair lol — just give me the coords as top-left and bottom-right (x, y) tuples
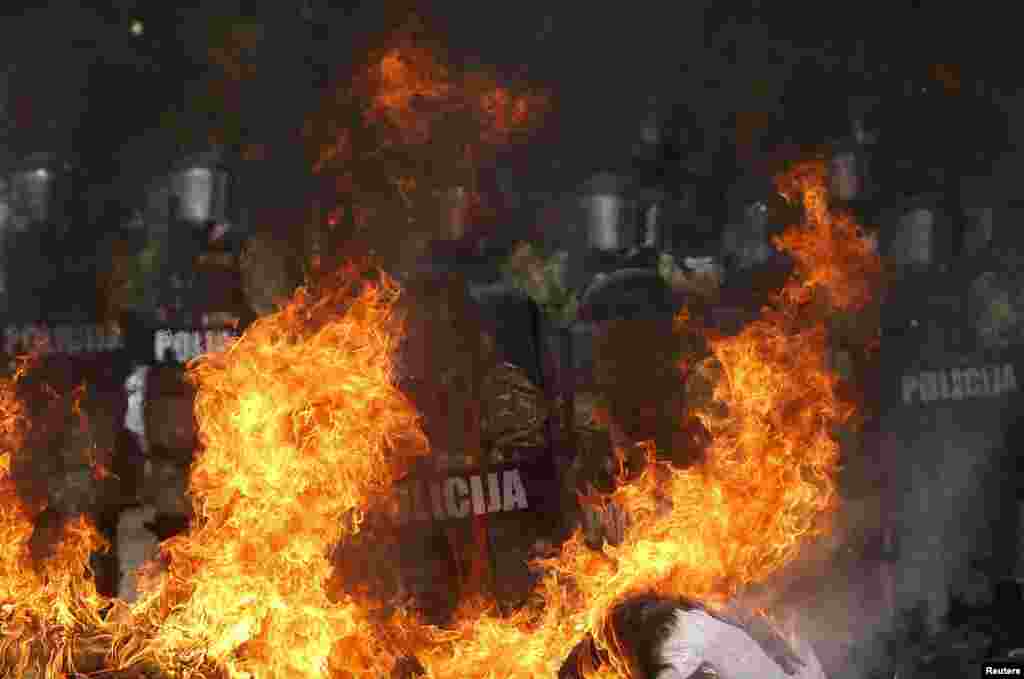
(608, 594), (725, 679)
(562, 593), (803, 679)
(560, 594), (724, 679)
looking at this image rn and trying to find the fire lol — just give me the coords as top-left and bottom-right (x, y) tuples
(774, 161), (881, 313)
(374, 159), (875, 678)
(1, 148), (872, 679)
(356, 42), (546, 148)
(129, 262), (429, 679)
(471, 79), (547, 147)
(0, 353), (111, 679)
(367, 46), (454, 144)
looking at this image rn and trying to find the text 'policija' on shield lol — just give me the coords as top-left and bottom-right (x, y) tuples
(395, 467), (530, 524)
(902, 363), (1018, 405)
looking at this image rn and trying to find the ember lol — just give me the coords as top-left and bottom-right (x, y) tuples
(357, 41), (546, 149)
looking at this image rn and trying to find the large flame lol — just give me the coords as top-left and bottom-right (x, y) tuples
(373, 159), (876, 679)
(0, 353), (111, 679)
(123, 263), (429, 679)
(1, 152), (874, 679)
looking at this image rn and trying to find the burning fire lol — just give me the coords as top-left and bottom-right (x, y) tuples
(309, 34), (548, 276)
(327, 37), (548, 153)
(1, 148), (873, 678)
(126, 262), (430, 679)
(352, 41), (546, 149)
(0, 352), (111, 679)
(774, 161), (881, 313)
(371, 159), (875, 679)
(368, 46), (453, 143)
(1, 265), (431, 678)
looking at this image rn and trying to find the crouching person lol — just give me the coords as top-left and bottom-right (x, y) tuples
(560, 593), (827, 679)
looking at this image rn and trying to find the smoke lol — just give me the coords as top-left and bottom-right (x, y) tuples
(724, 509), (882, 677)
(758, 398), (1019, 678)
(894, 421), (1012, 608)
(694, 407), (891, 678)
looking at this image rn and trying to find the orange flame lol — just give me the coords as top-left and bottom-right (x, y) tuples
(0, 353), (110, 679)
(356, 43), (546, 149)
(774, 161), (881, 313)
(130, 262), (429, 679)
(1, 161), (877, 678)
(373, 48), (452, 118)
(367, 159), (875, 679)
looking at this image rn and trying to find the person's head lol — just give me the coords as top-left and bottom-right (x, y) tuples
(560, 595), (721, 679)
(606, 593), (729, 679)
(608, 594), (681, 678)
(607, 595), (718, 679)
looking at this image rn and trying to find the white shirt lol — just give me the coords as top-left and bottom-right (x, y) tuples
(124, 364), (150, 453)
(656, 609), (827, 679)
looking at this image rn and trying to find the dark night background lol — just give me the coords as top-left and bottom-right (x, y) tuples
(3, 1), (1020, 205)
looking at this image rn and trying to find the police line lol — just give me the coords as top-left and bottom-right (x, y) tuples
(3, 323), (238, 362)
